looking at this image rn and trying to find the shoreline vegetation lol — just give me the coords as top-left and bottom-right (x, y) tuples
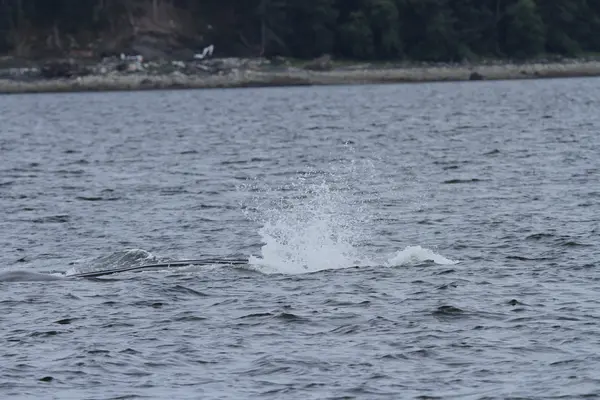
(2, 1), (600, 94)
(2, 56), (600, 95)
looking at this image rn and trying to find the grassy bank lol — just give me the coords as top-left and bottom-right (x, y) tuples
(1, 60), (600, 94)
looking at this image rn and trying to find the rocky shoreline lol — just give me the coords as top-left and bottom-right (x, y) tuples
(1, 55), (600, 94)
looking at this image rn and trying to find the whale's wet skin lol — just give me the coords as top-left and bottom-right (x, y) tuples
(1, 79), (600, 399)
(0, 271), (65, 282)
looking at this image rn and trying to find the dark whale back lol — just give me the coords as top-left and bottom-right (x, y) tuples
(0, 258), (248, 281)
(0, 271), (66, 282)
(69, 258), (248, 278)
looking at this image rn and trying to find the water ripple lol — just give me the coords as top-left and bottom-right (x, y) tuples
(1, 78), (600, 399)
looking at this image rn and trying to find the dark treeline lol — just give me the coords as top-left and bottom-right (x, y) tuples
(1, 0), (600, 61)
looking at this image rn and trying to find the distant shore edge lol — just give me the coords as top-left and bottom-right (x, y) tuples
(2, 60), (600, 95)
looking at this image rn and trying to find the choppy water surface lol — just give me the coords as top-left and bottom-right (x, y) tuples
(1, 78), (599, 399)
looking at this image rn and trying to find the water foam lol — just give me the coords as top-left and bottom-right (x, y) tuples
(242, 159), (373, 274)
(241, 154), (457, 275)
(385, 245), (458, 266)
(247, 196), (362, 274)
(237, 152), (455, 274)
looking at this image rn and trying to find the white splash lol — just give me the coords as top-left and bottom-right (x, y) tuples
(243, 160), (373, 275)
(247, 183), (364, 274)
(385, 245), (458, 266)
(240, 153), (458, 275)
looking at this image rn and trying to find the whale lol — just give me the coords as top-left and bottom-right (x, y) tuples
(68, 258), (248, 278)
(0, 258), (248, 281)
(0, 270), (66, 282)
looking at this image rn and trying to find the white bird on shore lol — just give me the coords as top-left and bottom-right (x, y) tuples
(194, 45), (214, 60)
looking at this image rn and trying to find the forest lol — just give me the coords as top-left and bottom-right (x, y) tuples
(1, 0), (599, 62)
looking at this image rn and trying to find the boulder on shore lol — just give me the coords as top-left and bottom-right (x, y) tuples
(41, 60), (91, 79)
(304, 54), (333, 71)
(469, 71), (484, 81)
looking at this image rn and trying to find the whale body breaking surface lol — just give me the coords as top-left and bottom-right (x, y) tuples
(0, 259), (249, 282)
(0, 249), (459, 282)
(0, 271), (66, 282)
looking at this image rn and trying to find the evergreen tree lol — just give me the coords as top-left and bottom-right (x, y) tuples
(365, 0), (403, 59)
(504, 0), (545, 58)
(538, 0), (593, 55)
(451, 0), (497, 59)
(1, 0), (600, 61)
(337, 11), (374, 59)
(285, 0), (338, 58)
(402, 0), (461, 61)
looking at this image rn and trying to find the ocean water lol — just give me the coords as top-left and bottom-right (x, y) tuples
(1, 78), (599, 399)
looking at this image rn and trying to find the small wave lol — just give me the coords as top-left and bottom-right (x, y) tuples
(562, 241), (592, 247)
(525, 233), (592, 247)
(442, 178), (482, 184)
(162, 285), (209, 297)
(526, 233), (555, 240)
(31, 215), (70, 224)
(506, 255), (555, 261)
(75, 195), (121, 201)
(433, 305), (465, 316)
